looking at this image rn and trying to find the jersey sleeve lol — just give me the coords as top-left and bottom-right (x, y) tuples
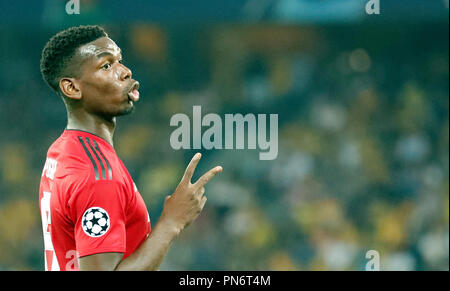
(67, 179), (128, 258)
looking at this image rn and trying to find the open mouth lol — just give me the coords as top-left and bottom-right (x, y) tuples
(127, 81), (140, 102)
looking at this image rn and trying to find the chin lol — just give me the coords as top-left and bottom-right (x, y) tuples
(116, 104), (135, 116)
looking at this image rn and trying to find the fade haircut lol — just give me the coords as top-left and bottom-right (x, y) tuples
(40, 25), (108, 93)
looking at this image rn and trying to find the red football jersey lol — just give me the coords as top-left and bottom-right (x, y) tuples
(39, 129), (151, 271)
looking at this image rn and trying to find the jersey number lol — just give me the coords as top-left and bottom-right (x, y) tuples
(40, 191), (60, 271)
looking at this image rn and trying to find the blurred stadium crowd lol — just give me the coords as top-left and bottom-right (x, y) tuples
(0, 21), (448, 270)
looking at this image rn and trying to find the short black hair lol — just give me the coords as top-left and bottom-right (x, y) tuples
(40, 25), (108, 92)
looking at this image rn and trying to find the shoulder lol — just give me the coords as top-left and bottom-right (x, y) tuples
(47, 131), (130, 195)
(51, 134), (93, 171)
(45, 133), (102, 189)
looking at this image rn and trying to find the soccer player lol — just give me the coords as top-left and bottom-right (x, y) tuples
(38, 25), (222, 271)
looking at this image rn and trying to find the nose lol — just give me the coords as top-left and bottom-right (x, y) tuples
(119, 63), (132, 81)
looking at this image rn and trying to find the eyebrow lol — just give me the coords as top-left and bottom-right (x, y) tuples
(96, 50), (122, 59)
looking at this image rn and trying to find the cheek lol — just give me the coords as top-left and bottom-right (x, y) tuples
(82, 73), (125, 101)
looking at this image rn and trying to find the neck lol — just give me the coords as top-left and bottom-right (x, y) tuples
(66, 109), (116, 147)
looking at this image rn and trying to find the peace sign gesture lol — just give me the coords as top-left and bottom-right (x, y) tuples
(160, 153), (222, 233)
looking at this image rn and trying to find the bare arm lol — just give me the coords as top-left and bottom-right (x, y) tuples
(79, 153), (222, 271)
(78, 218), (179, 271)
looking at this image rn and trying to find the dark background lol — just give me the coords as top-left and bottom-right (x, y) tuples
(0, 0), (448, 270)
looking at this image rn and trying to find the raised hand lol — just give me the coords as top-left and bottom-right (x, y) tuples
(160, 153), (222, 233)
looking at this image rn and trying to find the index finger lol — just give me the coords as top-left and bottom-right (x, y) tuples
(182, 153), (202, 183)
(194, 166), (223, 188)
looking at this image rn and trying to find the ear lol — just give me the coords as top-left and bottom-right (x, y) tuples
(59, 78), (82, 100)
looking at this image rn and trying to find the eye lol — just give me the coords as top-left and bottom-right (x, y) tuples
(101, 63), (111, 70)
(118, 59), (123, 64)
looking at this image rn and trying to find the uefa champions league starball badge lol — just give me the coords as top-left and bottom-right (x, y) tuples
(82, 207), (110, 237)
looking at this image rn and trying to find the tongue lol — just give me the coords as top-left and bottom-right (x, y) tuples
(128, 89), (140, 102)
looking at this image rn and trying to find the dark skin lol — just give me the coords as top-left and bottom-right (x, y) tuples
(60, 36), (138, 146)
(60, 36), (222, 270)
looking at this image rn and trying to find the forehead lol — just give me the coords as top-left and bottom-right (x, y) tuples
(77, 37), (121, 60)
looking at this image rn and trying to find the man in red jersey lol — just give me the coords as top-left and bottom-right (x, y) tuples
(39, 25), (222, 271)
